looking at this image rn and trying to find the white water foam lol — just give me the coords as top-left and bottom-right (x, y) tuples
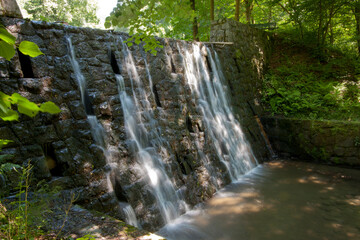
(183, 43), (258, 181)
(116, 39), (188, 224)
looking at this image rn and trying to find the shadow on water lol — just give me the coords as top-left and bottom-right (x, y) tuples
(158, 160), (360, 240)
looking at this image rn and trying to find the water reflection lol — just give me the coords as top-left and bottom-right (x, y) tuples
(158, 160), (360, 240)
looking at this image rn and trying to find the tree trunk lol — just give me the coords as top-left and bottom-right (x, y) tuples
(235, 0), (240, 21)
(245, 0), (253, 24)
(190, 0), (199, 41)
(329, 19), (334, 45)
(0, 0), (22, 18)
(317, 0), (324, 49)
(277, 2), (303, 39)
(319, 2), (341, 48)
(268, 6), (272, 23)
(354, 2), (360, 55)
(210, 0), (214, 21)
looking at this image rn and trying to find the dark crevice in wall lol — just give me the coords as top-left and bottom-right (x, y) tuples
(152, 84), (162, 107)
(205, 56), (213, 73)
(175, 153), (193, 175)
(114, 180), (128, 202)
(196, 123), (203, 132)
(111, 174), (128, 202)
(184, 155), (194, 174)
(17, 50), (35, 78)
(84, 89), (95, 115)
(43, 143), (66, 177)
(109, 50), (121, 74)
(170, 58), (176, 73)
(233, 58), (241, 74)
(186, 115), (194, 133)
(175, 153), (186, 175)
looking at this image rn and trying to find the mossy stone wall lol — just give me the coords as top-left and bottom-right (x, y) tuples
(261, 117), (360, 166)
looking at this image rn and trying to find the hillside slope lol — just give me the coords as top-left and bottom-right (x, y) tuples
(262, 34), (360, 121)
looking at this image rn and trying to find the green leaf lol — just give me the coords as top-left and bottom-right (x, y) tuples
(0, 109), (19, 121)
(127, 42), (133, 47)
(0, 163), (22, 174)
(17, 101), (39, 117)
(0, 40), (15, 61)
(0, 92), (11, 109)
(0, 92), (19, 121)
(9, 93), (26, 104)
(40, 102), (61, 114)
(18, 41), (44, 58)
(11, 93), (40, 117)
(0, 27), (16, 45)
(0, 139), (13, 149)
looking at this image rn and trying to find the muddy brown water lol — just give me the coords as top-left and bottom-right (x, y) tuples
(158, 160), (360, 240)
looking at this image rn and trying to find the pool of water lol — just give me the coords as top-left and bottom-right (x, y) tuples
(158, 160), (360, 240)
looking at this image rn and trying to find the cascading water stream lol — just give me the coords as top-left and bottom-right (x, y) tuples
(116, 38), (187, 225)
(66, 36), (139, 228)
(66, 36), (107, 151)
(183, 44), (258, 181)
(158, 42), (260, 240)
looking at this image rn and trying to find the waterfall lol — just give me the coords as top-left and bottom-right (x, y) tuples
(115, 39), (187, 225)
(123, 204), (139, 227)
(183, 44), (258, 181)
(67, 34), (257, 229)
(66, 36), (139, 228)
(66, 36), (107, 150)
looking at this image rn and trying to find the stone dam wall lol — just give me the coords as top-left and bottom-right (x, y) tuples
(0, 17), (271, 230)
(261, 117), (360, 166)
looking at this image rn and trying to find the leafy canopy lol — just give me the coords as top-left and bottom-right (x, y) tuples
(105, 0), (197, 54)
(105, 0), (360, 57)
(19, 0), (99, 27)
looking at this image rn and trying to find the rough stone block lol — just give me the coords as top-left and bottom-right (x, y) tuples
(55, 148), (72, 164)
(28, 156), (52, 180)
(33, 125), (58, 144)
(54, 119), (74, 139)
(10, 122), (32, 144)
(68, 100), (87, 119)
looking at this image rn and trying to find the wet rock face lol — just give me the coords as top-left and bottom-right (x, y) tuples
(0, 17), (270, 230)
